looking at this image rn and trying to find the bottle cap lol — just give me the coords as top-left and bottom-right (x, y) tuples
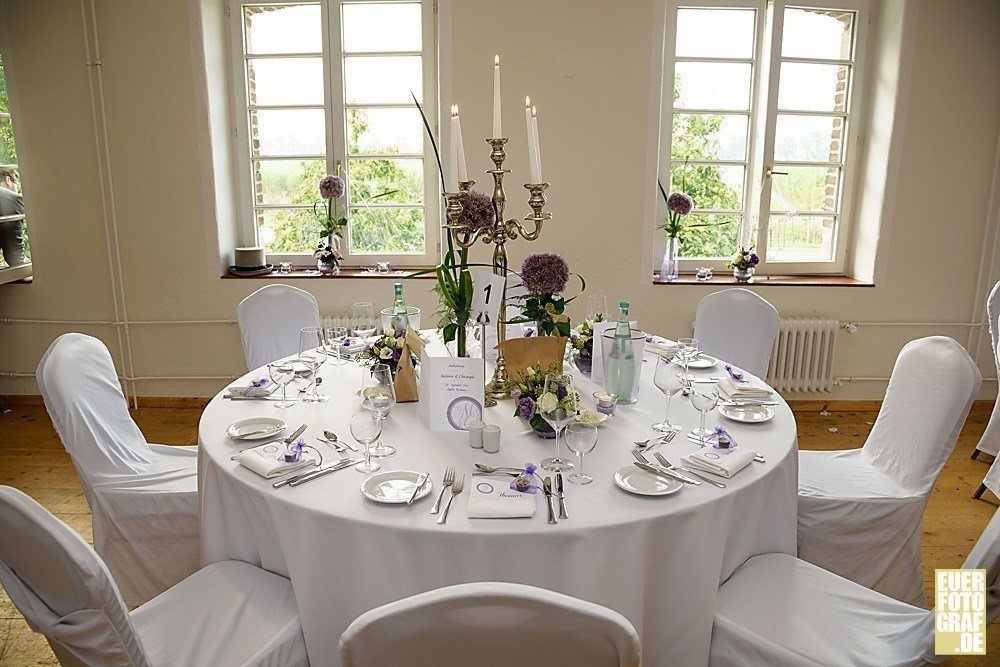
(620, 300), (629, 309)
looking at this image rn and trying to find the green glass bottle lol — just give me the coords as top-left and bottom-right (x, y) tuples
(390, 282), (409, 333)
(604, 300), (636, 403)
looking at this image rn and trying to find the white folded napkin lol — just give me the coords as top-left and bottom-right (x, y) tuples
(718, 377), (774, 399)
(467, 476), (536, 518)
(682, 448), (756, 478)
(645, 336), (677, 357)
(235, 441), (317, 479)
(227, 380), (277, 398)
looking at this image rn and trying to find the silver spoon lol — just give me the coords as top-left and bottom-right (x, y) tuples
(474, 463), (524, 474)
(323, 429), (358, 452)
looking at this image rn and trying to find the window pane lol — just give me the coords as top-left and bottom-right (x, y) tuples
(349, 207), (425, 254)
(674, 62), (751, 111)
(247, 58), (324, 105)
(675, 8), (755, 59)
(257, 208), (322, 253)
(254, 159), (325, 205)
(766, 214), (836, 261)
(344, 56), (422, 104)
(0, 117), (16, 164)
(782, 8), (854, 60)
(676, 214), (741, 259)
(251, 109), (325, 157)
(774, 115), (845, 163)
(770, 165), (839, 213)
(670, 163), (744, 211)
(777, 62), (849, 112)
(671, 113), (748, 162)
(347, 107), (423, 155)
(343, 3), (421, 52)
(348, 158), (423, 204)
(245, 4), (322, 54)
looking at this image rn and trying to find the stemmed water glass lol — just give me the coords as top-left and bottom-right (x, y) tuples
(267, 361), (296, 408)
(676, 337), (700, 383)
(565, 422), (598, 484)
(586, 294), (608, 323)
(690, 386), (720, 441)
(653, 356), (685, 432)
(362, 364), (397, 458)
(350, 411), (382, 473)
(352, 302), (377, 344)
(298, 326), (328, 403)
(539, 373), (578, 472)
(326, 326), (348, 365)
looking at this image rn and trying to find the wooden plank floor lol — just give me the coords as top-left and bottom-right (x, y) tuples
(0, 403), (997, 665)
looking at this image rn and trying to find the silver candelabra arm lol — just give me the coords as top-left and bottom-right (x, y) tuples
(503, 182), (551, 241)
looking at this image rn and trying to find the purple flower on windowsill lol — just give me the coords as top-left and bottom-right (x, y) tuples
(319, 175), (345, 199)
(510, 462), (543, 494)
(517, 396), (536, 422)
(667, 192), (693, 216)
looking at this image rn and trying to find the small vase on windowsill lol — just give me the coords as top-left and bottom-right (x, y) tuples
(659, 237), (680, 282)
(733, 267), (754, 283)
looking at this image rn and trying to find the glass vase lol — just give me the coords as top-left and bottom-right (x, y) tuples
(733, 267), (754, 283)
(660, 236), (680, 281)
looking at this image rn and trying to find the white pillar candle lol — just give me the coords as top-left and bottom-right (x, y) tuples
(483, 424), (501, 454)
(448, 105), (459, 192)
(531, 106), (543, 183)
(455, 106), (468, 183)
(525, 97), (540, 183)
(492, 55), (502, 138)
(468, 419), (485, 449)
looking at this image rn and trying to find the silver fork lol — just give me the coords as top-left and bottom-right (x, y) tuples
(436, 474), (465, 525)
(430, 466), (455, 514)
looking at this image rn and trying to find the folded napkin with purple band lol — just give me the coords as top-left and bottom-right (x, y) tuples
(227, 378), (277, 398)
(718, 377), (774, 400)
(235, 441), (317, 479)
(682, 448), (755, 478)
(467, 477), (536, 518)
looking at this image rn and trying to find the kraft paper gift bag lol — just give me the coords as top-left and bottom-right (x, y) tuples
(394, 327), (424, 403)
(499, 336), (568, 378)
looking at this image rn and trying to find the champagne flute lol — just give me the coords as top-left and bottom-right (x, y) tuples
(350, 411), (382, 473)
(565, 422), (598, 484)
(690, 386), (720, 441)
(298, 326), (328, 403)
(326, 325), (348, 366)
(352, 302), (377, 344)
(652, 356), (685, 432)
(539, 373), (578, 472)
(586, 294), (608, 323)
(266, 361), (295, 408)
(676, 337), (700, 383)
(363, 363), (397, 458)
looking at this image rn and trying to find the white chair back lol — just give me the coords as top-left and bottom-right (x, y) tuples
(974, 281), (1000, 457)
(863, 336), (981, 493)
(693, 288), (779, 378)
(339, 582), (641, 666)
(965, 507), (1000, 626)
(37, 334), (154, 485)
(0, 486), (149, 667)
(236, 284), (322, 370)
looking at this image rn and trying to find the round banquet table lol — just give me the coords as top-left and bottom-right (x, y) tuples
(199, 338), (798, 665)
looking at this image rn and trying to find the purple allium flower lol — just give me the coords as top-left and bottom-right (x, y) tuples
(521, 252), (570, 295)
(667, 192), (693, 216)
(457, 189), (496, 233)
(319, 175), (345, 199)
(517, 396), (536, 422)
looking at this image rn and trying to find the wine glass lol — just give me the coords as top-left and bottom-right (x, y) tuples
(362, 364), (397, 458)
(586, 294), (608, 323)
(676, 337), (700, 383)
(350, 411), (382, 473)
(538, 373), (578, 472)
(298, 327), (328, 403)
(352, 302), (377, 343)
(652, 356), (685, 432)
(326, 326), (348, 365)
(690, 386), (720, 441)
(266, 361), (295, 408)
(565, 422), (598, 484)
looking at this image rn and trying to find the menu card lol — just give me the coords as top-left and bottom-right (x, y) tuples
(419, 350), (485, 432)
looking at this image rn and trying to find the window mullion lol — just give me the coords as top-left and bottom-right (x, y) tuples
(326, 0), (350, 258)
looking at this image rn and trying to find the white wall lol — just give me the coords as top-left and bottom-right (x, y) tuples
(1, 0), (999, 400)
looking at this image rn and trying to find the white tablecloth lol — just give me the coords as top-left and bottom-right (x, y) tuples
(199, 342), (798, 665)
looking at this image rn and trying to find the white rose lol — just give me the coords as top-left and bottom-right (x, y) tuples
(537, 391), (558, 413)
(395, 337), (406, 349)
(379, 347), (393, 360)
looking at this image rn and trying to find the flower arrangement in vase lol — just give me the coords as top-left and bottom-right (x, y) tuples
(570, 318), (598, 373)
(361, 329), (416, 376)
(508, 252), (584, 337)
(507, 362), (565, 438)
(729, 247), (759, 282)
(312, 173), (394, 274)
(656, 160), (730, 281)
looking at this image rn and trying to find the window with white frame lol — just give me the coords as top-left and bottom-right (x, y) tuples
(230, 0), (439, 267)
(658, 0), (867, 274)
(0, 52), (29, 276)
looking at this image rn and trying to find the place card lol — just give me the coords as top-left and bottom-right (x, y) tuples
(467, 476), (536, 518)
(419, 351), (485, 432)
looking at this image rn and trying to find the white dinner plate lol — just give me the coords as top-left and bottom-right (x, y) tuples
(227, 417), (286, 440)
(672, 354), (717, 370)
(361, 471), (433, 504)
(719, 403), (775, 424)
(613, 464), (683, 496)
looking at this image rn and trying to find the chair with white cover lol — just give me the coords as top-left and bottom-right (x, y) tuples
(237, 284), (321, 370)
(36, 333), (199, 606)
(693, 288), (779, 378)
(797, 336), (981, 607)
(709, 506), (1000, 666)
(0, 485), (307, 666)
(977, 456), (1000, 501)
(974, 280), (1000, 462)
(339, 582), (641, 667)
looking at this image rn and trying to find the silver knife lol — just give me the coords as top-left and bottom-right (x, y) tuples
(282, 424), (308, 446)
(555, 473), (568, 519)
(635, 462), (696, 485)
(284, 459), (361, 488)
(407, 472), (430, 505)
(542, 477), (557, 524)
(273, 458), (350, 488)
(654, 452), (725, 488)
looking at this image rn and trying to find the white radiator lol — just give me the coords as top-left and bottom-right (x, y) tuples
(765, 318), (839, 393)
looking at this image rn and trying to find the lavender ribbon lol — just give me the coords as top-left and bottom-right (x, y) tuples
(724, 364), (746, 383)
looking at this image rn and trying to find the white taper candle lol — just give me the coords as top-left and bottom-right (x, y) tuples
(455, 106), (468, 183)
(492, 55), (502, 138)
(525, 97), (540, 183)
(448, 105), (459, 192)
(531, 106), (543, 183)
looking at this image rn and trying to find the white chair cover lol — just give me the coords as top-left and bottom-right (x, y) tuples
(710, 507), (1000, 667)
(36, 333), (199, 606)
(693, 288), (779, 378)
(236, 284), (321, 370)
(976, 281), (1000, 457)
(0, 486), (308, 667)
(984, 456), (1000, 497)
(339, 582), (641, 667)
(797, 336), (981, 606)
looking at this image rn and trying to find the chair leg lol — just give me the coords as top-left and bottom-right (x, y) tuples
(972, 449), (981, 461)
(974, 483), (987, 500)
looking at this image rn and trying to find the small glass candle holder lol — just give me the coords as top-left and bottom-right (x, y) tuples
(695, 267), (713, 281)
(377, 261), (390, 274)
(593, 391), (617, 417)
(278, 262), (292, 275)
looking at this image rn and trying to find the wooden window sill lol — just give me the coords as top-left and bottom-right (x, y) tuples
(653, 273), (873, 287)
(222, 267), (437, 280)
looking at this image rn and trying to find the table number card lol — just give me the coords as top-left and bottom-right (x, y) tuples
(471, 269), (506, 325)
(419, 350), (485, 432)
